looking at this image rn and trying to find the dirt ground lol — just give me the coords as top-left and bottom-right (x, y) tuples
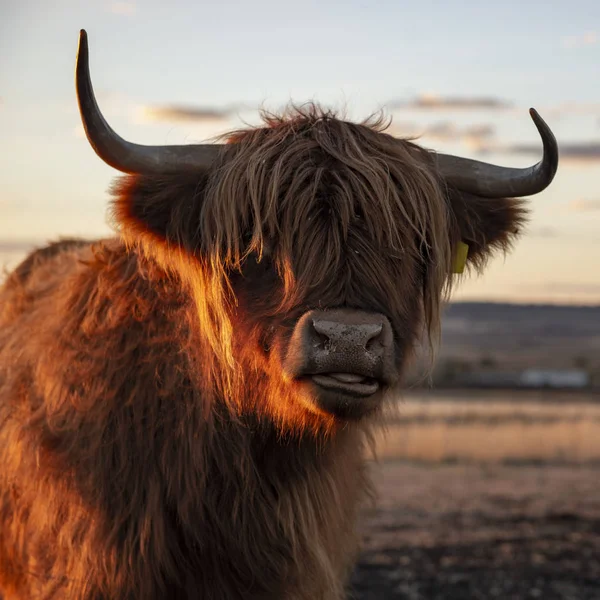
(347, 462), (600, 600)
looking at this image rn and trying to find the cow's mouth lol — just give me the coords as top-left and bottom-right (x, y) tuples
(309, 373), (380, 397)
(293, 371), (386, 420)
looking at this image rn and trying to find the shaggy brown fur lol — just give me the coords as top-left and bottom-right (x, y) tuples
(0, 105), (526, 599)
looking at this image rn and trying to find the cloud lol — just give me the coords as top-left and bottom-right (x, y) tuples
(543, 102), (600, 117)
(568, 199), (600, 213)
(388, 94), (513, 111)
(561, 31), (598, 49)
(389, 120), (496, 151)
(503, 142), (600, 163)
(137, 104), (235, 125)
(108, 1), (136, 15)
(387, 94), (598, 120)
(522, 282), (600, 296)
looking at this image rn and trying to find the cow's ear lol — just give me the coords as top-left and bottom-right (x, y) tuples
(110, 171), (209, 252)
(447, 188), (528, 272)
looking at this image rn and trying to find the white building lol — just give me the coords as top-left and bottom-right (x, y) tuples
(519, 369), (590, 389)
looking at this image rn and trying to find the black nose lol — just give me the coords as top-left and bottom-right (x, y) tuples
(311, 317), (384, 357)
(283, 308), (396, 388)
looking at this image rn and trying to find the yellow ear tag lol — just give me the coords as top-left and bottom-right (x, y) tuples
(452, 241), (469, 274)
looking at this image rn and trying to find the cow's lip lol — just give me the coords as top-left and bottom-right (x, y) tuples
(309, 373), (380, 397)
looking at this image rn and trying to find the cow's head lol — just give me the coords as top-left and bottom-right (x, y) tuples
(75, 30), (558, 432)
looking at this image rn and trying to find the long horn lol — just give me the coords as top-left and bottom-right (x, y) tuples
(75, 29), (222, 174)
(434, 108), (558, 198)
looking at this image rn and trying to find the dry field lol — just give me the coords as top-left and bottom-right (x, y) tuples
(373, 389), (600, 464)
(349, 389), (600, 599)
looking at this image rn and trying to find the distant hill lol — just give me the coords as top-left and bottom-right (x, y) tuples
(438, 302), (600, 369)
(405, 303), (600, 387)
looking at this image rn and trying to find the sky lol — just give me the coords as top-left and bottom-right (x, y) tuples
(1, 0), (599, 304)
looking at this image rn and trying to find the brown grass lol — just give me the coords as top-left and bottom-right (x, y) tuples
(372, 390), (600, 464)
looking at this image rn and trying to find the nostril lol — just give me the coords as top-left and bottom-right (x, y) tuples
(364, 324), (383, 350)
(312, 319), (331, 338)
(311, 320), (331, 350)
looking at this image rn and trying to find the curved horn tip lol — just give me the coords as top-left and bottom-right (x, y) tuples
(528, 107), (552, 134)
(528, 106), (558, 160)
(529, 107), (544, 124)
(77, 29), (89, 61)
(78, 29), (88, 47)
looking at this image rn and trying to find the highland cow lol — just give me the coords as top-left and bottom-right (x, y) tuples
(0, 30), (558, 599)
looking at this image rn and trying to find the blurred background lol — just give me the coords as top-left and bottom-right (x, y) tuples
(1, 1), (599, 598)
